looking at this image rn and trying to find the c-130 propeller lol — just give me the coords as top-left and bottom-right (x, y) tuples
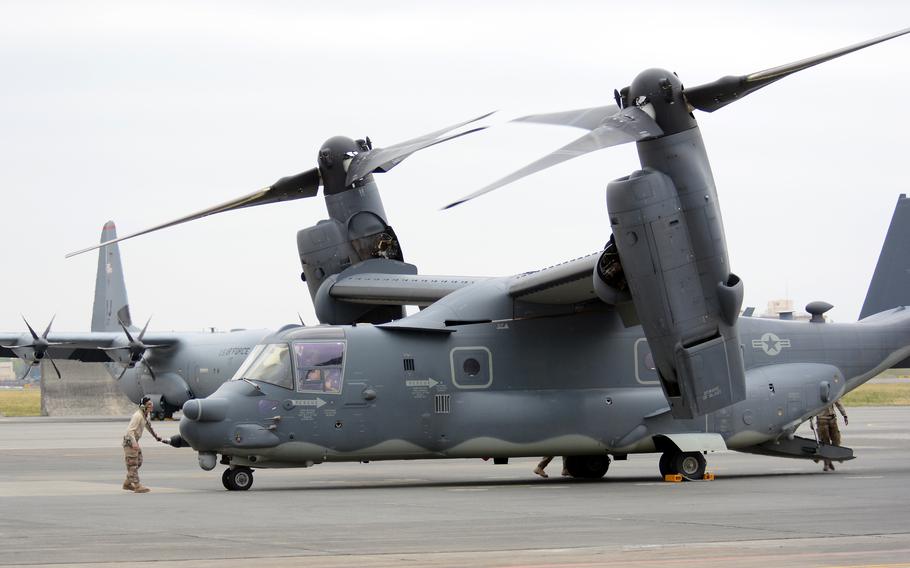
(443, 27), (910, 419)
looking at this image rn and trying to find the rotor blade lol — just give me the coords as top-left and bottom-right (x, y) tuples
(512, 104), (620, 131)
(686, 27), (910, 112)
(137, 316), (152, 342)
(48, 358), (62, 380)
(41, 314), (56, 339)
(117, 318), (135, 343)
(117, 365), (129, 381)
(345, 111), (495, 185)
(21, 316), (39, 341)
(66, 167), (320, 258)
(18, 362), (33, 381)
(142, 358), (157, 381)
(443, 107), (661, 209)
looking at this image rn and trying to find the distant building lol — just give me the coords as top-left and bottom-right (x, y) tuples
(0, 359), (16, 381)
(754, 298), (826, 322)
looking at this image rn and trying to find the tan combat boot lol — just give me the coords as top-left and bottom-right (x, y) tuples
(132, 484), (151, 493)
(122, 480), (133, 490)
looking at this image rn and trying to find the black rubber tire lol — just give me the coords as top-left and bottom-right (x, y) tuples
(564, 455), (611, 479)
(673, 451), (707, 481)
(224, 467), (254, 491)
(658, 452), (676, 477)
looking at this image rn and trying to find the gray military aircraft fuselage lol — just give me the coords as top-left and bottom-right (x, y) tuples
(180, 284), (910, 486)
(0, 221), (273, 417)
(71, 28), (910, 489)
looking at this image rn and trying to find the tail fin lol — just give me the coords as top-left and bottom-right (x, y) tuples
(860, 194), (910, 319)
(91, 221), (132, 332)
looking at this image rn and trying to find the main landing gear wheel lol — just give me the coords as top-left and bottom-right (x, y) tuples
(659, 451), (707, 481)
(563, 455), (611, 479)
(222, 467), (254, 491)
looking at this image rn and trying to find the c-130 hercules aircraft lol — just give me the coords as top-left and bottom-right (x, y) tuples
(0, 221), (273, 418)
(72, 28), (910, 490)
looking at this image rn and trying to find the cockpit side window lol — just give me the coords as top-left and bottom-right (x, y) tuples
(233, 343), (293, 390)
(293, 341), (345, 394)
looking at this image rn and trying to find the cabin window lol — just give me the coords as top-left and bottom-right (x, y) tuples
(633, 338), (660, 385)
(233, 343), (293, 390)
(293, 341), (345, 394)
(451, 347), (492, 389)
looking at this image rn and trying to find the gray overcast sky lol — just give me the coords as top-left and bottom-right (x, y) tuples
(1, 1), (909, 332)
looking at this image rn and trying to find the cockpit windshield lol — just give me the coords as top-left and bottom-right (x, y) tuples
(293, 341), (345, 394)
(231, 343), (293, 390)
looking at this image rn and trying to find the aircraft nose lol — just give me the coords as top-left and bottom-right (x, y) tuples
(179, 398), (230, 452)
(182, 398), (228, 422)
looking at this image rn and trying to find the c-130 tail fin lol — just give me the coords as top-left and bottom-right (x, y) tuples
(91, 221), (132, 332)
(860, 194), (910, 319)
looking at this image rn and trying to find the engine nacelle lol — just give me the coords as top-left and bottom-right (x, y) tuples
(297, 178), (408, 325)
(607, 166), (745, 418)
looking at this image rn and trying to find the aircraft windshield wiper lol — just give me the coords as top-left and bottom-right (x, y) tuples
(238, 378), (262, 392)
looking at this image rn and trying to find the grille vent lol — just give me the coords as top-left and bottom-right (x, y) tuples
(434, 394), (451, 414)
(403, 357), (415, 372)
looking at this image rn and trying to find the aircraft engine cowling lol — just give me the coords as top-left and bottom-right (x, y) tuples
(607, 166), (745, 418)
(297, 178), (409, 325)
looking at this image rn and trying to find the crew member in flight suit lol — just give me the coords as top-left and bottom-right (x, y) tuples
(122, 396), (164, 492)
(814, 400), (848, 472)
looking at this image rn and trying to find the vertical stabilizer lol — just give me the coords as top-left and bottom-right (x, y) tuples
(860, 194), (910, 319)
(91, 221), (132, 331)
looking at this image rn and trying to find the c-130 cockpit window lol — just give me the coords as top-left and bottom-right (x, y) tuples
(293, 341), (345, 394)
(231, 343), (293, 390)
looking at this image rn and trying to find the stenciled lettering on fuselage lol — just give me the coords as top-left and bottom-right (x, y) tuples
(218, 347), (253, 358)
(751, 332), (792, 356)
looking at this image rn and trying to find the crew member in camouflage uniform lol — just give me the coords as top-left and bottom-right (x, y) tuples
(122, 396), (163, 492)
(814, 400), (848, 472)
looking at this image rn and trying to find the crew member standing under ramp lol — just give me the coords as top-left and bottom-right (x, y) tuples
(815, 400), (849, 471)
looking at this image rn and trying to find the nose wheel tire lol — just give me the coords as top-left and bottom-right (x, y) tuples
(222, 467), (254, 491)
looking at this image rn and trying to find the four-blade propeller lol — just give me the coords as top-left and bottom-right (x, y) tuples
(99, 317), (165, 381)
(0, 316), (65, 380)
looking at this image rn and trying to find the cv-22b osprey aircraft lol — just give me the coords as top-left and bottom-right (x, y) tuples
(71, 28), (910, 490)
(0, 222), (272, 418)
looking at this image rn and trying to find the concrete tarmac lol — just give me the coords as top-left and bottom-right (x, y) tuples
(2, 407), (910, 567)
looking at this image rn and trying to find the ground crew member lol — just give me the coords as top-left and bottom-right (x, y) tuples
(814, 400), (848, 472)
(122, 396), (164, 492)
(534, 456), (569, 478)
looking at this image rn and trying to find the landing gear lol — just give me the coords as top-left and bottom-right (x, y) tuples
(222, 466), (254, 491)
(563, 455), (611, 479)
(659, 451), (707, 481)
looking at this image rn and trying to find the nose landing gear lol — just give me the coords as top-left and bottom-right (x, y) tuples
(222, 466), (254, 491)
